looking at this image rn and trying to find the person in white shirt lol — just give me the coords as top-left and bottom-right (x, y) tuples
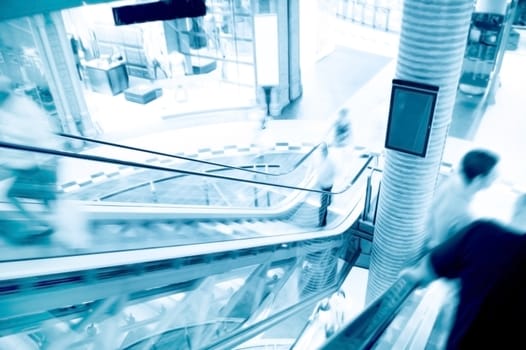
(315, 298), (337, 338)
(333, 108), (353, 148)
(423, 148), (499, 349)
(317, 143), (336, 227)
(426, 148), (499, 250)
(329, 289), (350, 329)
(330, 108), (356, 188)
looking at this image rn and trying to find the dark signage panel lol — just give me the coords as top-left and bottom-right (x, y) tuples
(385, 79), (439, 157)
(112, 0), (206, 26)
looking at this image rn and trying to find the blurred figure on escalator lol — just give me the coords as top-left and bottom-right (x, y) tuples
(426, 148), (500, 250)
(402, 218), (526, 349)
(422, 148), (500, 348)
(0, 75), (63, 241)
(330, 107), (357, 189)
(315, 297), (337, 339)
(333, 108), (353, 149)
(317, 143), (336, 227)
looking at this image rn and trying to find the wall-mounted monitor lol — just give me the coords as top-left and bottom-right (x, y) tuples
(384, 79), (439, 157)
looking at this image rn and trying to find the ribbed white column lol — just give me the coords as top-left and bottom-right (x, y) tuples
(366, 0), (474, 303)
(288, 0), (302, 101)
(252, 0), (292, 116)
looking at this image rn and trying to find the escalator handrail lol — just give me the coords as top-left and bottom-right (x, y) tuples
(0, 164), (368, 323)
(2, 227), (354, 330)
(58, 132), (323, 177)
(320, 275), (419, 350)
(0, 140), (375, 196)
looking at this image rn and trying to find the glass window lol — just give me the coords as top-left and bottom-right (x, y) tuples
(0, 1), (257, 137)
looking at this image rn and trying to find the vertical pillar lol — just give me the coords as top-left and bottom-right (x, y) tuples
(29, 12), (98, 139)
(252, 0), (302, 116)
(366, 0), (474, 303)
(288, 0), (302, 102)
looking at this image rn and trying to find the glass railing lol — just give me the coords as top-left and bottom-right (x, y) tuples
(171, 241), (361, 350)
(0, 137), (376, 262)
(0, 133), (370, 348)
(56, 132), (324, 207)
(0, 225), (362, 350)
(0, 262), (274, 349)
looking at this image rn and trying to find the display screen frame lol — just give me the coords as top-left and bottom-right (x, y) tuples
(384, 79), (439, 157)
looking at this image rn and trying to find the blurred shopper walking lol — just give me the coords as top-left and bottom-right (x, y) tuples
(426, 148), (500, 250)
(422, 148), (499, 348)
(317, 143), (336, 227)
(0, 76), (63, 240)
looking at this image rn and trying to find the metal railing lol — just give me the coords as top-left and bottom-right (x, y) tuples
(58, 132), (324, 177)
(0, 140), (375, 197)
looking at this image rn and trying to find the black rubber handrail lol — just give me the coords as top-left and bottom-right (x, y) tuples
(320, 276), (419, 350)
(58, 132), (323, 177)
(0, 140), (375, 196)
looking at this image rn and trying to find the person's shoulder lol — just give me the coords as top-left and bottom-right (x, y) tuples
(466, 219), (509, 233)
(462, 219), (525, 246)
(432, 219), (499, 252)
(461, 219), (501, 236)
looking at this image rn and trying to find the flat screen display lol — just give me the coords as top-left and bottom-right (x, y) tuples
(384, 79), (439, 157)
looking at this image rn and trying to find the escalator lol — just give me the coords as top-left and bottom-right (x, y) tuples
(0, 132), (372, 257)
(318, 275), (451, 350)
(0, 136), (376, 349)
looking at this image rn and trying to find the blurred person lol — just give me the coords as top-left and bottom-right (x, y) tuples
(330, 108), (357, 189)
(426, 148), (500, 250)
(315, 298), (338, 339)
(402, 219), (526, 349)
(333, 108), (353, 148)
(0, 76), (63, 240)
(69, 35), (85, 80)
(329, 289), (350, 329)
(317, 143), (336, 227)
(423, 148), (499, 348)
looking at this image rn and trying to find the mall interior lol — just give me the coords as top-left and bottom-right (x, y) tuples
(0, 0), (525, 348)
